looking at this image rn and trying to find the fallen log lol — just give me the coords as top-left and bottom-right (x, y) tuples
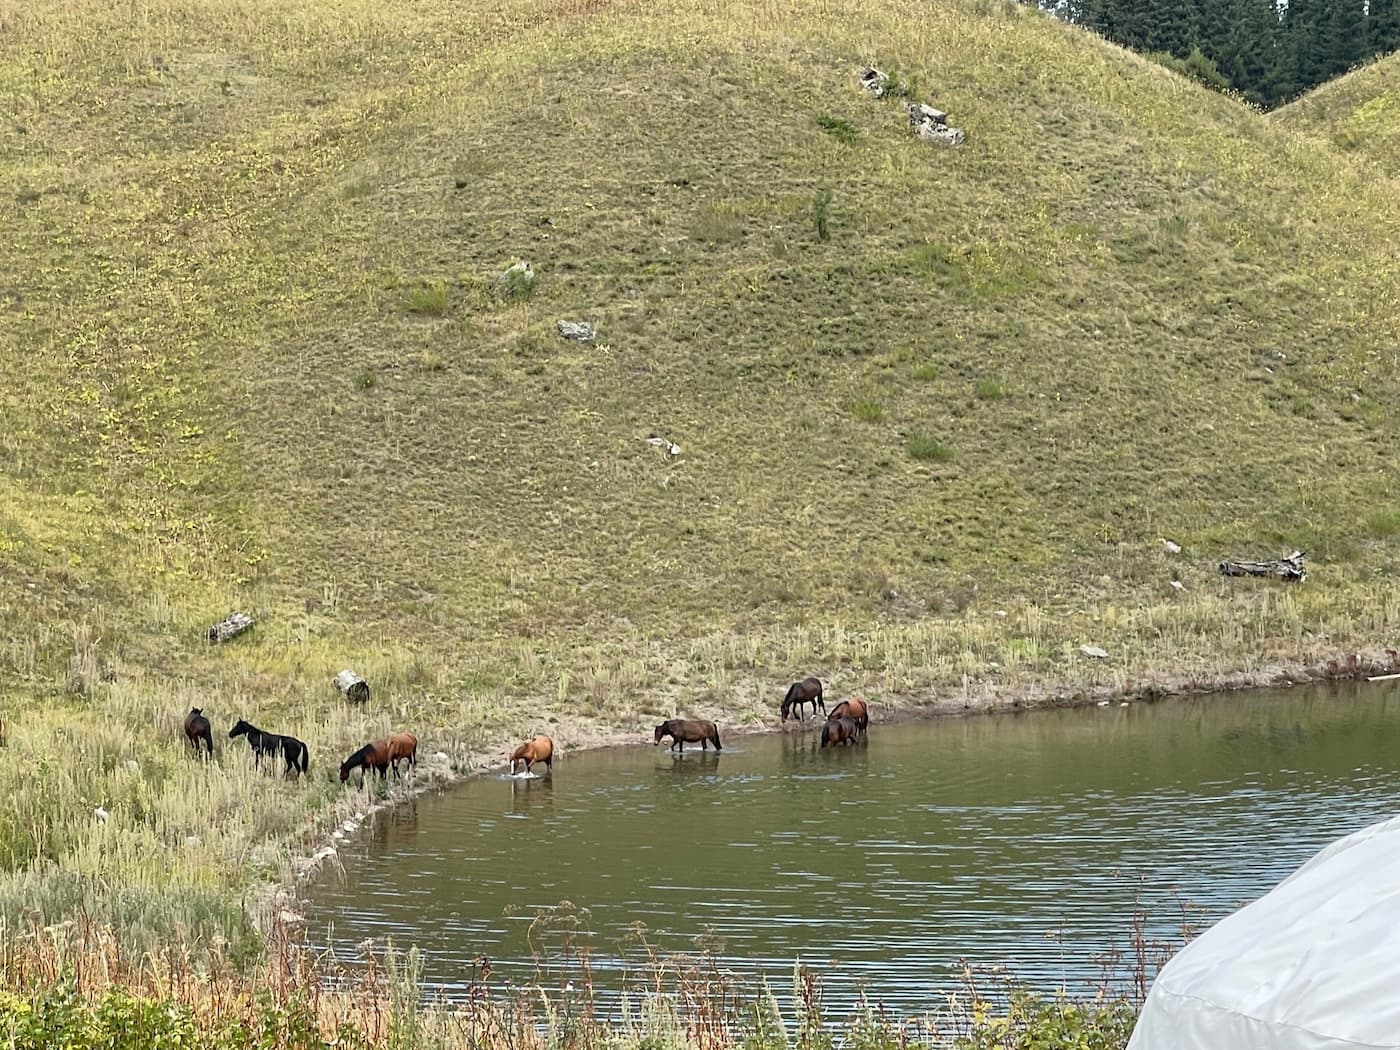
(208, 611), (255, 644)
(1218, 550), (1306, 583)
(334, 669), (370, 705)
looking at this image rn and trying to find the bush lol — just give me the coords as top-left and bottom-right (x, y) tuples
(907, 433), (953, 461)
(814, 114), (858, 145)
(812, 189), (833, 242)
(403, 279), (450, 315)
(974, 377), (1006, 400)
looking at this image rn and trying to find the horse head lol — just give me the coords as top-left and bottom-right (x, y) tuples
(653, 723), (669, 745)
(228, 719), (251, 738)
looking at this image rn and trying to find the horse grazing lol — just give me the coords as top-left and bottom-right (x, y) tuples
(654, 719), (722, 752)
(184, 708), (213, 757)
(339, 731), (418, 784)
(780, 677), (825, 722)
(228, 719), (309, 777)
(820, 716), (860, 748)
(828, 697), (869, 733)
(510, 735), (554, 775)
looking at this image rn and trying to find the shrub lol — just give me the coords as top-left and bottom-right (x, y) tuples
(974, 377), (1006, 400)
(403, 279), (450, 315)
(907, 433), (953, 461)
(814, 114), (858, 145)
(849, 397), (885, 422)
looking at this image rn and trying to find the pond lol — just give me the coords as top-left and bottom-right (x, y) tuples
(304, 683), (1400, 1016)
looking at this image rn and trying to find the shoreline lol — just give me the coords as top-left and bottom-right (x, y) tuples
(267, 642), (1400, 930)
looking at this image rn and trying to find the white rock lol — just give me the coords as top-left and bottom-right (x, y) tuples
(1079, 644), (1109, 660)
(1096, 700), (1110, 707)
(1170, 580), (1185, 592)
(1162, 539), (1182, 555)
(93, 806), (109, 823)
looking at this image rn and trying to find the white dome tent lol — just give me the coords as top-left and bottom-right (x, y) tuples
(1128, 813), (1400, 1050)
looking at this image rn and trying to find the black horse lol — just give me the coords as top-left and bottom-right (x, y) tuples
(229, 719), (309, 777)
(780, 677), (825, 721)
(184, 708), (213, 757)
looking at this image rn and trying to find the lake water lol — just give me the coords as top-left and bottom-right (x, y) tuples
(304, 683), (1400, 1015)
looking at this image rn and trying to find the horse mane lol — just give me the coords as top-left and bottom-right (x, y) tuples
(343, 742), (375, 769)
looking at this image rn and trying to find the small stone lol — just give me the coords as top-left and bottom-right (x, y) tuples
(1119, 701), (1130, 707)
(858, 67), (889, 98)
(1162, 539), (1182, 555)
(1096, 700), (1110, 707)
(1170, 580), (1185, 592)
(1079, 644), (1108, 660)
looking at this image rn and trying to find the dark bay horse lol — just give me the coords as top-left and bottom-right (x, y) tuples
(510, 735), (554, 775)
(780, 677), (825, 721)
(229, 719), (309, 777)
(654, 719), (722, 752)
(820, 716), (860, 748)
(339, 731), (418, 784)
(828, 697), (869, 733)
(184, 708), (213, 757)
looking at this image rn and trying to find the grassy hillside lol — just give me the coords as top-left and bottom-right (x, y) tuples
(3, 0), (1400, 952)
(1274, 50), (1400, 171)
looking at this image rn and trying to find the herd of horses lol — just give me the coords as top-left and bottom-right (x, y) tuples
(181, 675), (866, 784)
(181, 707), (417, 784)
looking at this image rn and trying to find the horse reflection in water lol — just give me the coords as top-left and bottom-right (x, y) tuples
(510, 774), (554, 816)
(371, 800), (420, 851)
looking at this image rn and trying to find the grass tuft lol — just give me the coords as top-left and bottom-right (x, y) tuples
(907, 433), (954, 461)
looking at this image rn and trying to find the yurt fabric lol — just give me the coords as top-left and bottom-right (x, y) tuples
(1128, 813), (1400, 1050)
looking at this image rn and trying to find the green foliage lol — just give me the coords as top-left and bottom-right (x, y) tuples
(907, 434), (953, 461)
(955, 993), (1137, 1050)
(814, 114), (858, 145)
(974, 377), (1007, 400)
(1149, 47), (1230, 93)
(1365, 509), (1400, 538)
(911, 361), (940, 381)
(849, 396), (885, 421)
(403, 279), (451, 315)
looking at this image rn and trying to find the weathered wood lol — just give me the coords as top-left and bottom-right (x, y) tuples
(334, 669), (370, 705)
(207, 611), (255, 644)
(1368, 673), (1400, 683)
(1218, 550), (1306, 583)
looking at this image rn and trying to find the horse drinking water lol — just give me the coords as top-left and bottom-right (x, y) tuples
(229, 719), (310, 777)
(780, 677), (825, 721)
(510, 735), (554, 775)
(339, 732), (419, 784)
(820, 716), (860, 748)
(184, 708), (213, 757)
(654, 719), (722, 752)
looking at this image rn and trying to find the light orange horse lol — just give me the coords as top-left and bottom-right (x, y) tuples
(510, 735), (554, 775)
(828, 698), (869, 733)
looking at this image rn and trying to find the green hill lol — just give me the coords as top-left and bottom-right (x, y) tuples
(1274, 50), (1400, 171)
(3, 0), (1400, 949)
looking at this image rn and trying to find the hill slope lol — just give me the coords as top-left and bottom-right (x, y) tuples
(3, 0), (1400, 946)
(1274, 50), (1400, 171)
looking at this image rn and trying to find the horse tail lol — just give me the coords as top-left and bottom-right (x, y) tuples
(300, 745), (310, 774)
(820, 722), (830, 748)
(712, 726), (722, 751)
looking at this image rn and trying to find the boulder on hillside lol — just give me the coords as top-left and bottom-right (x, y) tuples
(908, 103), (966, 147)
(557, 320), (596, 342)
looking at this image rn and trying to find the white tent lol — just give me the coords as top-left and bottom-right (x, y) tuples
(1128, 813), (1400, 1050)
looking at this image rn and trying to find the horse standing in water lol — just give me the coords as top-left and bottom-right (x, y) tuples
(229, 719), (309, 777)
(780, 677), (825, 721)
(827, 697), (869, 734)
(820, 716), (860, 748)
(339, 731), (419, 784)
(654, 719), (722, 752)
(510, 735), (554, 775)
(184, 708), (213, 757)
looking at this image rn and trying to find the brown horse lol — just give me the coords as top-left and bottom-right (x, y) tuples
(184, 708), (213, 757)
(828, 697), (869, 733)
(654, 719), (722, 752)
(510, 735), (554, 775)
(780, 677), (825, 721)
(820, 716), (860, 748)
(339, 731), (418, 784)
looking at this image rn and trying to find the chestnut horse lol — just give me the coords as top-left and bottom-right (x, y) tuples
(780, 677), (825, 722)
(654, 719), (722, 752)
(339, 731), (418, 783)
(510, 735), (554, 775)
(184, 708), (213, 757)
(828, 697), (869, 733)
(820, 716), (860, 748)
